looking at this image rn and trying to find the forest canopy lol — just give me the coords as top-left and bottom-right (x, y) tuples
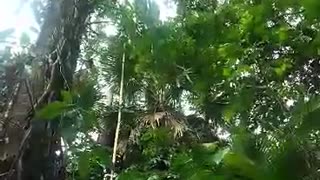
(1, 0), (320, 179)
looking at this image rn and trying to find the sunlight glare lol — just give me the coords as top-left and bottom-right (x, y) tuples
(0, 0), (38, 45)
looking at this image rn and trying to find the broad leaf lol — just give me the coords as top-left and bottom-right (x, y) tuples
(36, 101), (72, 120)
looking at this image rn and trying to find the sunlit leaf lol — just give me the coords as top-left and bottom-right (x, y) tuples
(222, 68), (232, 77)
(36, 101), (73, 120)
(61, 90), (73, 104)
(223, 106), (236, 123)
(213, 147), (230, 164)
(278, 27), (289, 42)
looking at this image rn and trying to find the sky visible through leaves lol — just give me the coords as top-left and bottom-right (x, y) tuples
(3, 0), (320, 179)
(0, 0), (176, 44)
(0, 0), (294, 142)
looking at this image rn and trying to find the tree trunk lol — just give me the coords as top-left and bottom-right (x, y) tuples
(0, 0), (94, 179)
(25, 0), (93, 179)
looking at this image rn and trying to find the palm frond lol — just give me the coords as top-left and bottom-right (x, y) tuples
(143, 111), (187, 137)
(129, 110), (188, 144)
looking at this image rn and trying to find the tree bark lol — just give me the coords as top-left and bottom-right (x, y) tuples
(19, 0), (94, 179)
(0, 0), (95, 179)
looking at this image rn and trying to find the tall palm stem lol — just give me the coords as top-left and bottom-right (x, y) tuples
(110, 51), (126, 180)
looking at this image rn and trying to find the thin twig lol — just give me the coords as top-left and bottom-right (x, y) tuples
(87, 26), (102, 37)
(3, 82), (21, 120)
(0, 118), (24, 129)
(87, 20), (112, 25)
(0, 171), (9, 177)
(2, 81), (22, 138)
(35, 60), (59, 108)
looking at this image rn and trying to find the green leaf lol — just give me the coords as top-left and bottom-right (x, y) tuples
(201, 142), (218, 151)
(274, 67), (283, 76)
(82, 110), (97, 131)
(171, 152), (193, 174)
(213, 147), (230, 164)
(78, 152), (91, 179)
(36, 101), (72, 120)
(301, 0), (320, 19)
(223, 106), (236, 123)
(91, 146), (112, 167)
(273, 60), (292, 77)
(222, 68), (232, 77)
(118, 169), (146, 180)
(218, 43), (241, 60)
(298, 108), (320, 135)
(61, 90), (73, 104)
(277, 26), (289, 42)
(76, 81), (97, 110)
(147, 174), (160, 180)
(223, 152), (259, 179)
(188, 170), (215, 180)
(223, 87), (254, 124)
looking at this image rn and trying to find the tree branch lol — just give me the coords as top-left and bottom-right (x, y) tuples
(24, 79), (35, 112)
(87, 20), (112, 25)
(5, 127), (31, 180)
(2, 81), (22, 136)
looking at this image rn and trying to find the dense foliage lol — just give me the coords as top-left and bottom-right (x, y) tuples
(2, 0), (320, 179)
